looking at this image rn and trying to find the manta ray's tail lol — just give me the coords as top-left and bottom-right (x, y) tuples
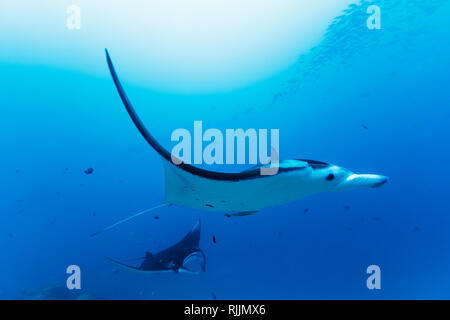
(90, 203), (169, 237)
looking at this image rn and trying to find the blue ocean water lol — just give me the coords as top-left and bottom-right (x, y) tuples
(1, 0), (450, 299)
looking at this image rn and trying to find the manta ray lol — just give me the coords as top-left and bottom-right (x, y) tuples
(106, 219), (206, 274)
(94, 49), (388, 235)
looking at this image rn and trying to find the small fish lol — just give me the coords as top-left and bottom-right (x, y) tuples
(373, 217), (381, 222)
(343, 206), (351, 210)
(84, 168), (94, 175)
(211, 292), (217, 300)
(304, 208), (309, 213)
(229, 211), (257, 217)
(273, 93), (283, 102)
(92, 213), (96, 217)
(212, 236), (216, 244)
(15, 170), (20, 174)
(154, 216), (159, 220)
(224, 213), (231, 218)
(413, 226), (420, 231)
(361, 124), (369, 130)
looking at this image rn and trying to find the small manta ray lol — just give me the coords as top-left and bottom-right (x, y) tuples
(93, 50), (389, 235)
(106, 220), (206, 274)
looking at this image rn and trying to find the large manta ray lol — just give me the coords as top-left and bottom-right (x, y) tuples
(95, 49), (388, 234)
(106, 220), (206, 274)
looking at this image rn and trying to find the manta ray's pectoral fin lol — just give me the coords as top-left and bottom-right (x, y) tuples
(123, 256), (147, 262)
(106, 256), (175, 274)
(226, 211), (258, 217)
(105, 256), (143, 272)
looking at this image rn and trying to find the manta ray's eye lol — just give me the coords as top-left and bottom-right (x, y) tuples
(325, 173), (335, 181)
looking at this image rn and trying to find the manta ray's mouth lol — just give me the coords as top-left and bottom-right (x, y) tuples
(371, 177), (389, 188)
(183, 251), (206, 273)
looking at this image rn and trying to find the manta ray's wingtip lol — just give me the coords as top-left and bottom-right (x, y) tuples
(193, 219), (201, 231)
(104, 255), (120, 264)
(104, 256), (140, 272)
(105, 48), (113, 68)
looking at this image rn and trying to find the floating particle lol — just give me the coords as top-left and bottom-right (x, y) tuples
(84, 168), (94, 175)
(413, 226), (420, 231)
(343, 206), (351, 210)
(211, 292), (217, 300)
(373, 217), (381, 222)
(304, 208), (309, 213)
(212, 236), (217, 244)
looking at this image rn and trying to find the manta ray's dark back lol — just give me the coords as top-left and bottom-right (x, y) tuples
(171, 219), (201, 250)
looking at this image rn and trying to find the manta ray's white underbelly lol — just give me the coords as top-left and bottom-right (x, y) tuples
(163, 163), (318, 213)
